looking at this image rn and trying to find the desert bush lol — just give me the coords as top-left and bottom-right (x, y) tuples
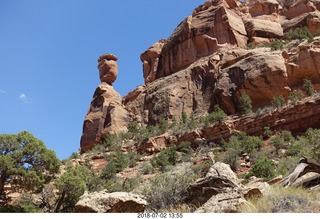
(263, 126), (272, 138)
(12, 193), (43, 213)
(303, 78), (315, 96)
(151, 147), (177, 172)
(246, 156), (276, 181)
(123, 176), (141, 192)
(127, 151), (141, 168)
(271, 39), (284, 51)
(287, 27), (313, 42)
(239, 93), (252, 115)
(221, 148), (240, 171)
(104, 177), (123, 192)
(101, 150), (128, 179)
(142, 171), (197, 211)
(272, 95), (286, 108)
(221, 132), (264, 154)
(297, 128), (320, 160)
(202, 105), (227, 126)
(191, 161), (212, 178)
(141, 162), (155, 175)
(241, 186), (319, 213)
(289, 91), (298, 104)
(271, 130), (294, 155)
(276, 156), (300, 176)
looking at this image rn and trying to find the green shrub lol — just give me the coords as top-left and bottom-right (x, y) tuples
(246, 156), (276, 181)
(151, 147), (177, 172)
(298, 128), (320, 160)
(271, 39), (284, 51)
(12, 193), (43, 213)
(239, 93), (252, 115)
(221, 132), (264, 154)
(271, 130), (294, 155)
(123, 177), (141, 192)
(303, 78), (315, 96)
(289, 91), (298, 104)
(222, 148), (240, 171)
(101, 150), (128, 180)
(191, 161), (212, 178)
(178, 141), (193, 162)
(141, 162), (155, 175)
(142, 172), (197, 211)
(287, 27), (313, 42)
(247, 42), (255, 50)
(202, 105), (227, 126)
(272, 96), (286, 108)
(263, 126), (272, 138)
(128, 152), (141, 168)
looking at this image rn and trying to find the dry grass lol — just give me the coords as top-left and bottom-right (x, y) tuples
(240, 185), (320, 213)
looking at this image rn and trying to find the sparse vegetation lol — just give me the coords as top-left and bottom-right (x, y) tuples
(286, 27), (313, 42)
(272, 95), (286, 108)
(239, 93), (252, 115)
(246, 156), (276, 181)
(201, 105), (227, 126)
(303, 78), (315, 96)
(242, 186), (319, 213)
(142, 171), (197, 211)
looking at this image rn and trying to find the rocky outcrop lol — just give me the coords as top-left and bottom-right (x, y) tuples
(187, 162), (248, 213)
(140, 40), (166, 84)
(245, 18), (284, 39)
(80, 54), (129, 153)
(285, 38), (320, 87)
(155, 0), (247, 80)
(81, 0), (320, 153)
(248, 0), (280, 17)
(75, 191), (148, 213)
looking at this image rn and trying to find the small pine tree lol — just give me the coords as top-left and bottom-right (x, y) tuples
(272, 96), (286, 108)
(303, 78), (315, 96)
(239, 93), (252, 115)
(181, 111), (188, 124)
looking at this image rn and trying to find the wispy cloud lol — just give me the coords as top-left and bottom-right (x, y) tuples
(0, 90), (6, 94)
(19, 93), (31, 103)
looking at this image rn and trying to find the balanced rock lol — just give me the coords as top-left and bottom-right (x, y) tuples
(98, 53), (118, 84)
(80, 54), (128, 153)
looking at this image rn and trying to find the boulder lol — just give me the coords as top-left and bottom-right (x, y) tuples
(248, 0), (280, 17)
(206, 162), (240, 186)
(286, 39), (320, 87)
(245, 18), (284, 39)
(98, 53), (118, 85)
(195, 189), (248, 213)
(75, 191), (148, 213)
(187, 162), (239, 207)
(282, 0), (316, 20)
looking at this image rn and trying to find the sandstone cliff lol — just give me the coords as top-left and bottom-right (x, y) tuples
(81, 0), (320, 152)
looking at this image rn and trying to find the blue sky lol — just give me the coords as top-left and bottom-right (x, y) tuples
(0, 0), (206, 160)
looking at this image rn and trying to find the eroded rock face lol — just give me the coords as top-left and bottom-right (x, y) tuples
(75, 191), (148, 213)
(248, 0), (280, 17)
(80, 55), (128, 153)
(140, 39), (166, 84)
(155, 0), (247, 80)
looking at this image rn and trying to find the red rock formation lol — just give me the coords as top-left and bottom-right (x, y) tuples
(80, 54), (128, 153)
(156, 0), (247, 79)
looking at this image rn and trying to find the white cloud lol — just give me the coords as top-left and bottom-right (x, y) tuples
(0, 90), (6, 94)
(19, 93), (31, 103)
